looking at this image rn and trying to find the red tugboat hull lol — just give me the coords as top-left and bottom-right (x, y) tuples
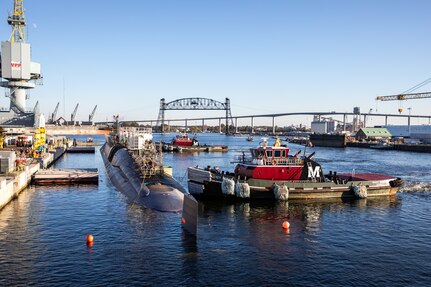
(172, 140), (194, 146)
(235, 164), (305, 181)
(172, 133), (198, 147)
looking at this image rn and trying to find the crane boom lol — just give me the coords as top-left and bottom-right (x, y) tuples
(71, 103), (79, 121)
(33, 100), (39, 113)
(376, 92), (431, 101)
(51, 102), (59, 122)
(89, 105), (97, 121)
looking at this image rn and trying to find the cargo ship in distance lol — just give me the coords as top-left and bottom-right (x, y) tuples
(188, 138), (403, 200)
(101, 125), (198, 235)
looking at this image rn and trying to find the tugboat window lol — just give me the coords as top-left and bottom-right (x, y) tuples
(274, 150), (281, 158)
(266, 150), (272, 158)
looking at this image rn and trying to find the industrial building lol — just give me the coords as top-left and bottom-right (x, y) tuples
(383, 125), (431, 143)
(355, 127), (392, 141)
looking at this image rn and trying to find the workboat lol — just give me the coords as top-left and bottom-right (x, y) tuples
(100, 125), (197, 234)
(187, 138), (403, 200)
(172, 133), (199, 147)
(160, 133), (228, 153)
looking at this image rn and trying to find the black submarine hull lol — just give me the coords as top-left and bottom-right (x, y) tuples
(101, 142), (186, 212)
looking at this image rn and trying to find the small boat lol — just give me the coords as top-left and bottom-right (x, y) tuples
(187, 139), (402, 201)
(172, 133), (199, 147)
(246, 135), (254, 142)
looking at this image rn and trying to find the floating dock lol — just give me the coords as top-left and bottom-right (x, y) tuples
(347, 142), (431, 153)
(32, 168), (99, 185)
(67, 146), (96, 153)
(309, 134), (347, 147)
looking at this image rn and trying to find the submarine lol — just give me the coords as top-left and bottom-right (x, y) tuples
(100, 125), (197, 235)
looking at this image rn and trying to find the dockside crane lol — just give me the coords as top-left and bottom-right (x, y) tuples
(0, 0), (42, 116)
(49, 102), (59, 123)
(70, 103), (79, 125)
(376, 77), (431, 113)
(33, 101), (39, 114)
(89, 105), (97, 122)
(375, 92), (431, 102)
(376, 92), (431, 113)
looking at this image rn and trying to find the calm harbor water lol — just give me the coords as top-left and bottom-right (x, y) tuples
(0, 133), (430, 286)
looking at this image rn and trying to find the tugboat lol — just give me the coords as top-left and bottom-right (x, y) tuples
(172, 133), (199, 147)
(100, 119), (197, 234)
(187, 138), (403, 200)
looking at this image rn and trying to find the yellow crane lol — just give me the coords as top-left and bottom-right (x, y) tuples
(375, 92), (431, 113)
(376, 77), (431, 113)
(376, 92), (431, 114)
(375, 92), (431, 102)
(8, 0), (26, 43)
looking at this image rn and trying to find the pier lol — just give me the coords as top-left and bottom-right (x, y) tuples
(346, 142), (431, 153)
(67, 146), (96, 153)
(33, 168), (99, 185)
(0, 137), (95, 211)
(0, 162), (39, 210)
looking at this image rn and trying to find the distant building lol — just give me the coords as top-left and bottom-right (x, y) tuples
(356, 127), (391, 141)
(311, 120), (335, 134)
(383, 125), (431, 138)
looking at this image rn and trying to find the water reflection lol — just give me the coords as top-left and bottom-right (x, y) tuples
(0, 187), (39, 285)
(180, 232), (198, 285)
(198, 195), (401, 236)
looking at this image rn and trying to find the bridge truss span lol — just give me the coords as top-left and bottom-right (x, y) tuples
(164, 97), (227, 110)
(156, 97), (233, 133)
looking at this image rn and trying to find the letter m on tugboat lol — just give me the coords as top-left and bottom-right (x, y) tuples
(307, 164), (321, 180)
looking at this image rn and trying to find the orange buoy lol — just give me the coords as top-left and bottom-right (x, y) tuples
(86, 234), (94, 244)
(282, 221), (290, 230)
(181, 217), (186, 224)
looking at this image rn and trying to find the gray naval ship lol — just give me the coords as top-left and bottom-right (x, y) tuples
(100, 126), (197, 235)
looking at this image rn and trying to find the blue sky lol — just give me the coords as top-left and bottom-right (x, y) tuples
(1, 0), (430, 126)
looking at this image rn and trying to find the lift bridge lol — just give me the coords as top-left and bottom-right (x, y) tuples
(156, 97), (234, 133)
